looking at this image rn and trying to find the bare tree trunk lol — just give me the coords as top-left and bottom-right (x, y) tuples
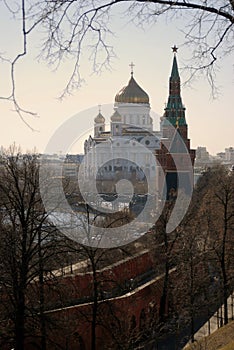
(15, 294), (26, 350)
(90, 254), (98, 350)
(15, 231), (28, 350)
(38, 230), (47, 350)
(221, 204), (229, 325)
(159, 259), (169, 322)
(222, 266), (229, 325)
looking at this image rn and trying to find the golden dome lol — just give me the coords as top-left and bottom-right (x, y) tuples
(94, 112), (105, 123)
(115, 76), (149, 104)
(111, 110), (122, 122)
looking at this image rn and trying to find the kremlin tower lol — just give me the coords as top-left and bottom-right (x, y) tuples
(156, 46), (196, 198)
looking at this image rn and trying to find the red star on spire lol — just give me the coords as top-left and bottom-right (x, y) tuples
(172, 45), (178, 53)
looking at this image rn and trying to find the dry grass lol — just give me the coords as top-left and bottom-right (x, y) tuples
(185, 320), (234, 350)
(220, 340), (234, 350)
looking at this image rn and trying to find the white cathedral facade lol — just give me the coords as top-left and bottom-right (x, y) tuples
(83, 67), (162, 189)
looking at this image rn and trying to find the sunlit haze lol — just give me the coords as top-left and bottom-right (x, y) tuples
(0, 4), (233, 156)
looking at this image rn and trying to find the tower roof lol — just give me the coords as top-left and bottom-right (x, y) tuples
(94, 112), (105, 124)
(111, 110), (122, 122)
(171, 55), (180, 80)
(169, 128), (187, 153)
(115, 75), (149, 104)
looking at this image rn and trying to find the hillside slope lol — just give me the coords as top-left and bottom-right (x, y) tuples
(186, 320), (234, 350)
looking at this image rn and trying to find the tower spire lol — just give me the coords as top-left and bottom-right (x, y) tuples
(163, 47), (186, 128)
(170, 46), (179, 81)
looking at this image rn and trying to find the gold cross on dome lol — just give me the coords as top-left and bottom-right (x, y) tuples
(129, 62), (135, 76)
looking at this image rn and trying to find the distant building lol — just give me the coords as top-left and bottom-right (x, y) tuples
(193, 146), (234, 180)
(63, 154), (84, 178)
(195, 147), (210, 164)
(216, 152), (226, 160)
(224, 147), (234, 162)
(214, 147), (234, 168)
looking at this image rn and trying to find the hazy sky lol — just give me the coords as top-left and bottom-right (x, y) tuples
(0, 4), (233, 156)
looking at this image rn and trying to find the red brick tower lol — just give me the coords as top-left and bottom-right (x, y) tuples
(156, 47), (196, 199)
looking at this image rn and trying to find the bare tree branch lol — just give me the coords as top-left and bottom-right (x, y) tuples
(1, 0), (234, 126)
(0, 0), (38, 130)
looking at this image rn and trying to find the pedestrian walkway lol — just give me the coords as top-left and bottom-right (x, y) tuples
(49, 258), (89, 277)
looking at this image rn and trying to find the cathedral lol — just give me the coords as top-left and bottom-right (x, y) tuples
(83, 47), (195, 197)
